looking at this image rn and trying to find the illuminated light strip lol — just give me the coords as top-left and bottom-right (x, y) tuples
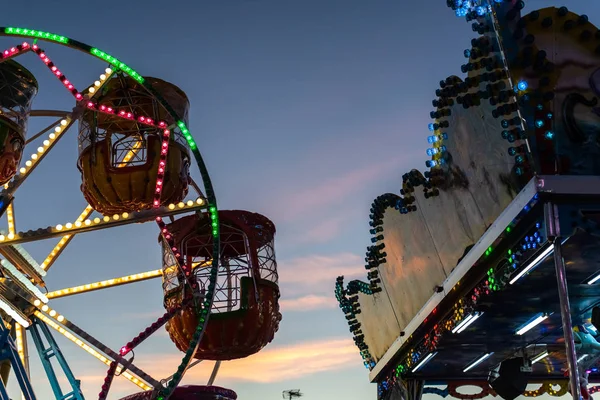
(41, 205), (94, 271)
(11, 117), (74, 184)
(47, 269), (161, 298)
(84, 68), (113, 98)
(177, 121), (197, 151)
(532, 351), (549, 364)
(0, 294), (30, 327)
(47, 261), (206, 299)
(509, 245), (554, 284)
(15, 323), (26, 366)
(31, 44), (82, 100)
(0, 259), (48, 303)
(34, 311), (153, 391)
(86, 102), (168, 130)
(0, 42), (30, 61)
(0, 198), (205, 246)
(153, 129), (191, 282)
(6, 204), (15, 236)
(411, 352), (437, 373)
(463, 352), (493, 372)
(4, 27), (68, 43)
(90, 48), (144, 83)
(516, 313), (549, 336)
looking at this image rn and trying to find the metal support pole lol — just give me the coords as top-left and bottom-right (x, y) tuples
(545, 203), (581, 400)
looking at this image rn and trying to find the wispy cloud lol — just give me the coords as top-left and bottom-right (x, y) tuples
(294, 213), (348, 244)
(278, 253), (363, 290)
(273, 158), (401, 222)
(130, 337), (361, 385)
(280, 294), (337, 311)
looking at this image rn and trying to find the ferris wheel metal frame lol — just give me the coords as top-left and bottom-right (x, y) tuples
(0, 26), (224, 400)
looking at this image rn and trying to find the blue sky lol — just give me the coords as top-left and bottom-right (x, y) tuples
(1, 0), (599, 399)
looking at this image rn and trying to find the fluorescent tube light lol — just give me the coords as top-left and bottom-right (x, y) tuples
(510, 245), (553, 284)
(588, 273), (600, 285)
(516, 313), (549, 336)
(463, 352), (493, 372)
(412, 352), (437, 373)
(453, 312), (483, 334)
(531, 351), (549, 364)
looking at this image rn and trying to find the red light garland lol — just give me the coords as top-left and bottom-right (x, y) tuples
(31, 44), (82, 100)
(85, 101), (168, 129)
(0, 42), (31, 60)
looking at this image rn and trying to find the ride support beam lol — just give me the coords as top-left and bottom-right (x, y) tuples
(545, 202), (581, 400)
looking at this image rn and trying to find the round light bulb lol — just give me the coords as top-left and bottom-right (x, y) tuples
(55, 224), (63, 231)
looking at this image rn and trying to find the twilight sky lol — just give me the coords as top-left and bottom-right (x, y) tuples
(1, 0), (599, 399)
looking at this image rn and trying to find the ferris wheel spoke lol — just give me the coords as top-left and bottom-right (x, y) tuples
(41, 205), (94, 272)
(33, 309), (160, 391)
(47, 261), (207, 299)
(1, 116), (75, 200)
(30, 44), (82, 101)
(42, 138), (143, 272)
(0, 41), (32, 62)
(0, 199), (206, 247)
(25, 115), (67, 144)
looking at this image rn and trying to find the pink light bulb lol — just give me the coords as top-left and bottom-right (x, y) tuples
(107, 108), (113, 113)
(159, 161), (166, 167)
(100, 105), (106, 111)
(10, 48), (16, 53)
(75, 93), (83, 100)
(153, 200), (160, 206)
(156, 217), (162, 222)
(31, 44), (37, 50)
(158, 121), (166, 128)
(51, 66), (57, 72)
(119, 110), (126, 115)
(22, 42), (29, 48)
(67, 84), (74, 90)
(158, 167), (164, 173)
(157, 180), (163, 186)
(87, 102), (94, 108)
(147, 118), (154, 125)
(3, 51), (8, 56)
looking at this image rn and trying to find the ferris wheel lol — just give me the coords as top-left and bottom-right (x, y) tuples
(0, 27), (282, 400)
